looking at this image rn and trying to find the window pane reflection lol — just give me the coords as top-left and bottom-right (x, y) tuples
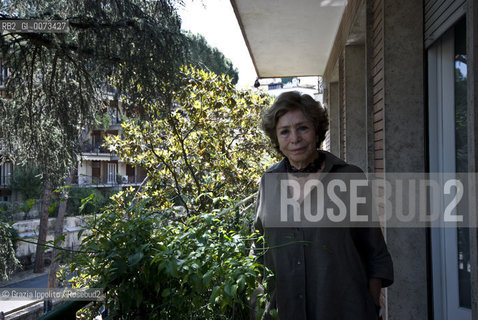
(454, 18), (470, 309)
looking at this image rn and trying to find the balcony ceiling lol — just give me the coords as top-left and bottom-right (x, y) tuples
(230, 0), (347, 78)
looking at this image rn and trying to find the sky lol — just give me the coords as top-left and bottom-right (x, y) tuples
(177, 0), (257, 89)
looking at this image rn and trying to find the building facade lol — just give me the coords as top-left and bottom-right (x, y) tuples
(75, 98), (146, 190)
(232, 0), (478, 318)
(322, 2), (476, 318)
(0, 60), (14, 202)
(0, 81), (146, 203)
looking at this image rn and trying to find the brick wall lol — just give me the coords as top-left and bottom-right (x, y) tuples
(371, 0), (384, 173)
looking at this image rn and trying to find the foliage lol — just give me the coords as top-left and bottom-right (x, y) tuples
(455, 65), (467, 172)
(67, 187), (108, 216)
(106, 66), (276, 214)
(0, 201), (15, 222)
(0, 200), (39, 221)
(66, 68), (277, 318)
(0, 1), (241, 187)
(1, 1), (244, 278)
(8, 165), (44, 200)
(21, 198), (37, 214)
(94, 113), (113, 131)
(68, 191), (272, 319)
(185, 33), (239, 84)
(0, 0), (187, 185)
(0, 222), (21, 281)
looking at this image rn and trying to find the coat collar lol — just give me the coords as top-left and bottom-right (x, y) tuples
(266, 150), (347, 174)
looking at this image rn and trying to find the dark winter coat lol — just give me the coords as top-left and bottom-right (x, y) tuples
(254, 151), (394, 320)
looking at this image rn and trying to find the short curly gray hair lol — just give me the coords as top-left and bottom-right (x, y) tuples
(261, 91), (329, 154)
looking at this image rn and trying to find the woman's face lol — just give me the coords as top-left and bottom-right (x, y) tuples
(275, 109), (318, 169)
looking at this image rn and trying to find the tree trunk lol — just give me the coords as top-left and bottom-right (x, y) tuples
(48, 168), (74, 288)
(33, 181), (52, 273)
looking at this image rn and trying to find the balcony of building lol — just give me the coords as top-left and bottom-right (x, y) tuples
(73, 174), (145, 188)
(73, 160), (147, 188)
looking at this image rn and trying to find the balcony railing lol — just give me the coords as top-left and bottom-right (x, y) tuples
(80, 144), (109, 154)
(76, 174), (146, 187)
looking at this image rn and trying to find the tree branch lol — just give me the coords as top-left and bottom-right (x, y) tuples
(169, 116), (202, 196)
(148, 140), (190, 214)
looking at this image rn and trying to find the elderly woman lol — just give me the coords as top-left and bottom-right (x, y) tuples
(254, 91), (393, 319)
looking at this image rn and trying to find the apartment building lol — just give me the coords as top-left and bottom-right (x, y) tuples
(0, 60), (14, 202)
(75, 98), (147, 190)
(0, 60), (146, 203)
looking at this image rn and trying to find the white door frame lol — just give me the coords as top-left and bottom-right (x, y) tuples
(428, 26), (471, 320)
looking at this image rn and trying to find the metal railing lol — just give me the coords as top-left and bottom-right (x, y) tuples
(37, 300), (93, 320)
(80, 144), (109, 154)
(76, 175), (146, 187)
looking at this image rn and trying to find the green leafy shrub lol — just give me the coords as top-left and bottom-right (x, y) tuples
(0, 201), (36, 221)
(94, 113), (113, 130)
(0, 222), (21, 280)
(106, 66), (276, 214)
(185, 33), (239, 84)
(68, 192), (271, 319)
(67, 68), (277, 319)
(9, 165), (43, 200)
(0, 201), (15, 222)
(67, 187), (107, 216)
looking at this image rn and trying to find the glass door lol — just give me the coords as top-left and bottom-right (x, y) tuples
(428, 18), (471, 320)
(0, 162), (12, 186)
(107, 162), (117, 184)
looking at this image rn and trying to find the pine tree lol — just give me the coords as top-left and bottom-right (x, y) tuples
(0, 0), (187, 273)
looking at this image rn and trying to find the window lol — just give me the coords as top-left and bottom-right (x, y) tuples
(126, 164), (135, 183)
(428, 18), (471, 320)
(109, 100), (120, 124)
(92, 132), (102, 152)
(107, 163), (117, 184)
(0, 63), (8, 86)
(0, 162), (12, 186)
(92, 161), (101, 184)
